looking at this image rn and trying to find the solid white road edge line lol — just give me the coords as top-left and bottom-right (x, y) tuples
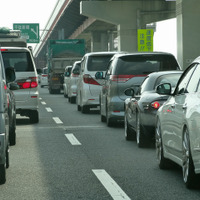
(46, 107), (53, 112)
(53, 117), (63, 124)
(92, 169), (131, 200)
(65, 134), (81, 145)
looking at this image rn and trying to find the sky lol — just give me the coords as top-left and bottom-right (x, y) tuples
(0, 0), (58, 32)
(0, 0), (177, 57)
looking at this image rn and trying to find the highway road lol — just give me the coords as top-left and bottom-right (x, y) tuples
(0, 87), (200, 200)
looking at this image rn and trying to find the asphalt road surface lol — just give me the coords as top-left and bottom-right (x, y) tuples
(0, 87), (200, 200)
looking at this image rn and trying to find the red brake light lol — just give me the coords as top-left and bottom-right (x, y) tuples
(110, 75), (146, 83)
(42, 74), (48, 77)
(83, 74), (100, 85)
(1, 49), (8, 52)
(151, 101), (160, 109)
(17, 77), (38, 89)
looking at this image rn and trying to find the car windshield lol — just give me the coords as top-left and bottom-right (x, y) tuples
(87, 55), (113, 71)
(115, 55), (180, 75)
(2, 52), (34, 72)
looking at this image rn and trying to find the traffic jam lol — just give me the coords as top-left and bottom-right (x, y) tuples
(1, 25), (200, 199)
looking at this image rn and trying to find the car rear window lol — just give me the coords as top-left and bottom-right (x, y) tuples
(115, 55), (180, 75)
(2, 52), (34, 72)
(87, 55), (114, 71)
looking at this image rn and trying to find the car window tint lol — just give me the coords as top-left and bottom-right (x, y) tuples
(187, 64), (200, 93)
(87, 55), (113, 71)
(155, 74), (182, 89)
(115, 55), (179, 75)
(2, 52), (34, 72)
(175, 64), (196, 95)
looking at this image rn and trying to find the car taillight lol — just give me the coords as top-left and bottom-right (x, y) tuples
(42, 74), (48, 77)
(83, 74), (100, 85)
(1, 49), (8, 52)
(110, 75), (146, 83)
(151, 101), (160, 109)
(17, 77), (38, 89)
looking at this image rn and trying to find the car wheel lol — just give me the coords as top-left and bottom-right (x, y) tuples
(77, 105), (81, 111)
(81, 105), (90, 114)
(9, 119), (16, 146)
(29, 110), (39, 123)
(6, 146), (9, 169)
(155, 119), (172, 169)
(182, 127), (197, 189)
(0, 163), (6, 184)
(125, 114), (135, 140)
(106, 106), (115, 127)
(71, 97), (76, 104)
(136, 113), (147, 147)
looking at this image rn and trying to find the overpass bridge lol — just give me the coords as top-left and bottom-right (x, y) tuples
(33, 0), (200, 70)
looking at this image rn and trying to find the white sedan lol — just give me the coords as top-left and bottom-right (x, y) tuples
(155, 56), (200, 189)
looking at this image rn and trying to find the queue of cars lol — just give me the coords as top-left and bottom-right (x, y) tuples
(0, 28), (39, 184)
(61, 51), (200, 188)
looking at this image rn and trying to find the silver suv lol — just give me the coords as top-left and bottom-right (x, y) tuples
(0, 51), (17, 184)
(76, 52), (118, 113)
(2, 47), (39, 123)
(96, 52), (181, 126)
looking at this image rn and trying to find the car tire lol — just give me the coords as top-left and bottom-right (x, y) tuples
(29, 110), (39, 123)
(81, 105), (90, 114)
(156, 119), (172, 169)
(77, 105), (81, 111)
(125, 114), (135, 140)
(71, 97), (76, 104)
(136, 113), (148, 147)
(68, 97), (71, 103)
(9, 120), (16, 146)
(0, 163), (6, 185)
(101, 115), (106, 122)
(106, 106), (115, 127)
(182, 127), (198, 189)
(6, 146), (9, 169)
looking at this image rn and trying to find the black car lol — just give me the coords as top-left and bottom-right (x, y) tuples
(124, 71), (182, 147)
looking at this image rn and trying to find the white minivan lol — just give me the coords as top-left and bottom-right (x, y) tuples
(2, 47), (39, 123)
(76, 52), (118, 113)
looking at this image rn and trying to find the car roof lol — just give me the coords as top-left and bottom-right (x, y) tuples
(112, 51), (176, 59)
(192, 56), (200, 64)
(1, 47), (31, 52)
(84, 51), (120, 57)
(148, 70), (183, 78)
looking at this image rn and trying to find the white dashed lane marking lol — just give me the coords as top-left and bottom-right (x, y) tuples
(53, 117), (63, 124)
(92, 169), (131, 200)
(41, 101), (46, 105)
(65, 134), (81, 145)
(45, 107), (53, 112)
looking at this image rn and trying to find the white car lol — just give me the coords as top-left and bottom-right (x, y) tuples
(68, 61), (81, 103)
(2, 47), (39, 123)
(40, 67), (48, 88)
(156, 56), (200, 188)
(63, 65), (72, 98)
(76, 52), (118, 113)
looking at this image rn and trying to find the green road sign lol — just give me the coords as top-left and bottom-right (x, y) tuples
(13, 23), (40, 43)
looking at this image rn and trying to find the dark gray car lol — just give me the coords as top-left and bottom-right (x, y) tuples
(96, 52), (181, 126)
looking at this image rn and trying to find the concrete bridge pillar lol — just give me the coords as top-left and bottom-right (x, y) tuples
(91, 31), (108, 52)
(176, 0), (200, 69)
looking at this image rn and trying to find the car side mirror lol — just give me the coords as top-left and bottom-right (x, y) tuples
(95, 71), (104, 79)
(5, 67), (16, 83)
(124, 88), (135, 97)
(156, 83), (172, 95)
(9, 82), (19, 90)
